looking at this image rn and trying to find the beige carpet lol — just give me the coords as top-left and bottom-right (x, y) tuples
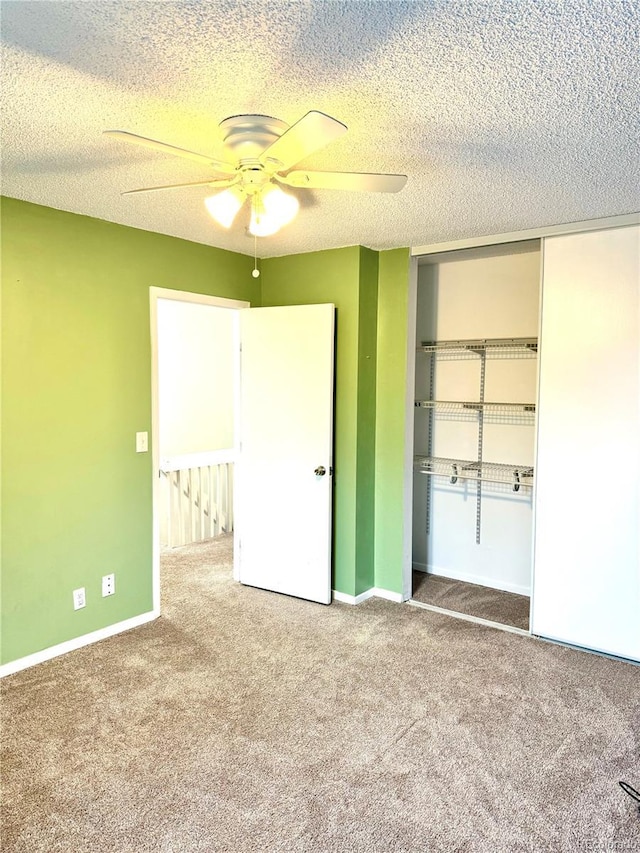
(2, 535), (639, 852)
(412, 572), (530, 631)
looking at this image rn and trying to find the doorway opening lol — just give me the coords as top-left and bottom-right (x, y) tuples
(150, 288), (249, 614)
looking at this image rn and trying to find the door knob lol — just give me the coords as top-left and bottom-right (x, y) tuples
(314, 466), (326, 476)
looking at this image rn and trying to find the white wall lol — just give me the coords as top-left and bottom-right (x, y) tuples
(157, 299), (235, 457)
(413, 243), (540, 594)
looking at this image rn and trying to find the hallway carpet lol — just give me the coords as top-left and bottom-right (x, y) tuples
(1, 536), (639, 852)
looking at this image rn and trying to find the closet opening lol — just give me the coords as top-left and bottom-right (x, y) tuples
(411, 240), (541, 632)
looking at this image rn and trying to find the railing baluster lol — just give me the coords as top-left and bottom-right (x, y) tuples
(206, 465), (212, 539)
(212, 464), (219, 536)
(198, 467), (205, 541)
(221, 464), (228, 532)
(183, 469), (191, 547)
(189, 468), (196, 543)
(170, 472), (177, 547)
(165, 473), (171, 548)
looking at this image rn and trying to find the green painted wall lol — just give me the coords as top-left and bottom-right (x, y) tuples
(374, 249), (412, 595)
(355, 248), (378, 595)
(261, 246), (379, 597)
(1, 198), (257, 665)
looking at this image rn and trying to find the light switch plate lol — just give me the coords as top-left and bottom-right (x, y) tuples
(136, 431), (148, 453)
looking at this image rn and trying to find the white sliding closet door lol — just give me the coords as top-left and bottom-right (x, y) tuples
(532, 225), (640, 661)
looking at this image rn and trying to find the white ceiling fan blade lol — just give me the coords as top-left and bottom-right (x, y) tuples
(122, 177), (240, 195)
(261, 111), (347, 171)
(104, 131), (237, 174)
(277, 170), (407, 193)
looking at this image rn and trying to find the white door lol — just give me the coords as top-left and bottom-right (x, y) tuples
(532, 225), (640, 661)
(236, 304), (335, 604)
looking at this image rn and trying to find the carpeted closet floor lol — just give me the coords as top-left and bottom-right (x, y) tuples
(411, 572), (531, 631)
(2, 535), (639, 852)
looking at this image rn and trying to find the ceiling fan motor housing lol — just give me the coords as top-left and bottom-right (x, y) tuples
(218, 115), (289, 164)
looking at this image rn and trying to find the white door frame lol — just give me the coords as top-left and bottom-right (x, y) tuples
(150, 287), (250, 615)
(402, 257), (419, 601)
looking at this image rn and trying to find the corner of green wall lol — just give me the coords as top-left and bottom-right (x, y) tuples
(260, 245), (410, 600)
(374, 248), (411, 596)
(354, 248), (379, 596)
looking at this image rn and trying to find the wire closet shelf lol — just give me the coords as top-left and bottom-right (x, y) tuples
(413, 455), (534, 491)
(414, 400), (536, 413)
(417, 336), (538, 360)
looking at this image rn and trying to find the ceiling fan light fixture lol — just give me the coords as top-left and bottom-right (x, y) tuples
(249, 185), (299, 237)
(204, 186), (245, 228)
(108, 111), (407, 237)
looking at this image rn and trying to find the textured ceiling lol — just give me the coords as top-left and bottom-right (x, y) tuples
(1, 0), (639, 258)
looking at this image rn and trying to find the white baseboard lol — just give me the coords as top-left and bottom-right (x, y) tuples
(413, 563), (530, 597)
(332, 587), (404, 605)
(371, 587), (404, 603)
(333, 589), (375, 605)
(0, 610), (159, 678)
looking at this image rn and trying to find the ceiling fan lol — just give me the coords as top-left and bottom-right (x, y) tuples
(104, 110), (407, 237)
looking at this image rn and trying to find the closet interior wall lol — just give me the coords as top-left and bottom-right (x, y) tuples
(412, 241), (541, 596)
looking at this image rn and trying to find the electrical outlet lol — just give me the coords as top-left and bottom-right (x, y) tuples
(73, 588), (86, 610)
(102, 573), (115, 597)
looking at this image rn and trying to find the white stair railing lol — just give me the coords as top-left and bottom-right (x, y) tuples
(160, 450), (234, 547)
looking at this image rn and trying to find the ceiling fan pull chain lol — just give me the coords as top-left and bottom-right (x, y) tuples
(252, 234), (260, 278)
